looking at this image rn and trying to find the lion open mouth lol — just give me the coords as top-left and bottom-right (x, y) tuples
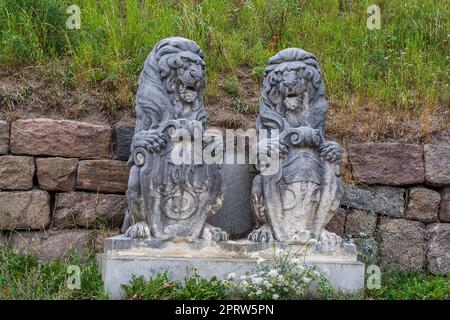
(284, 92), (303, 111)
(178, 81), (198, 103)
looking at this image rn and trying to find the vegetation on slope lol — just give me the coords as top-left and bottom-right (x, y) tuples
(0, 246), (449, 300)
(0, 246), (106, 300)
(0, 0), (448, 140)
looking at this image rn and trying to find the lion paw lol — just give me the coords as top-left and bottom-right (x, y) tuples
(133, 132), (167, 153)
(202, 224), (229, 242)
(124, 222), (151, 239)
(318, 230), (343, 252)
(248, 225), (273, 243)
(319, 141), (342, 163)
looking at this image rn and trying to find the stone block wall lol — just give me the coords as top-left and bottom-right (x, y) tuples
(0, 119), (127, 261)
(0, 119), (449, 275)
(324, 143), (450, 275)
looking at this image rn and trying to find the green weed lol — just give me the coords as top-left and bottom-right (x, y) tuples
(0, 246), (106, 300)
(0, 0), (446, 112)
(123, 271), (228, 300)
(366, 271), (450, 300)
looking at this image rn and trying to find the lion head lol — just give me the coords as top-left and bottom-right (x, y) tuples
(262, 48), (326, 120)
(157, 42), (205, 106)
(135, 37), (206, 132)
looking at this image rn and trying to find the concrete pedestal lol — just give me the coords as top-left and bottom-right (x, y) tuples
(101, 236), (365, 299)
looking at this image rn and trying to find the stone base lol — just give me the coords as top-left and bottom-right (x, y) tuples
(102, 236), (365, 299)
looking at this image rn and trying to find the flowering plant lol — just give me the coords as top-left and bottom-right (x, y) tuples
(225, 245), (333, 300)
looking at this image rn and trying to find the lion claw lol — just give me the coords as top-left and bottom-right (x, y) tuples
(248, 225), (273, 243)
(202, 224), (229, 242)
(125, 222), (151, 239)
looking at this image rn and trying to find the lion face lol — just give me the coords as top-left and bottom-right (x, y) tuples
(176, 54), (205, 103)
(164, 51), (205, 105)
(270, 61), (313, 112)
(259, 48), (327, 130)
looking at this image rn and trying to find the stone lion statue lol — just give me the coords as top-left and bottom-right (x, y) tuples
(249, 48), (344, 251)
(122, 37), (228, 242)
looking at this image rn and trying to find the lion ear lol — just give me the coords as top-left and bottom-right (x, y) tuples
(304, 67), (314, 80)
(158, 56), (171, 78)
(312, 70), (322, 88)
(267, 73), (279, 86)
(304, 66), (323, 89)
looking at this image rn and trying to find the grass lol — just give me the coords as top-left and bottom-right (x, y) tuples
(366, 271), (450, 300)
(0, 245), (449, 300)
(123, 272), (229, 300)
(99, 267), (450, 300)
(0, 0), (448, 114)
(0, 246), (106, 300)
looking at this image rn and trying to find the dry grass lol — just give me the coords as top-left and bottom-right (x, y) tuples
(327, 99), (450, 145)
(0, 0), (448, 139)
(0, 64), (134, 124)
(1, 63), (448, 146)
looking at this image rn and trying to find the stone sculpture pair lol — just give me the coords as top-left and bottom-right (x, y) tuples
(121, 37), (343, 250)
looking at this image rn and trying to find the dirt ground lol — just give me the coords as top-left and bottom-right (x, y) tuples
(1, 64), (448, 146)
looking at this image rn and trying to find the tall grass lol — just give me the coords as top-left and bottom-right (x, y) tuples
(366, 271), (450, 300)
(0, 246), (106, 300)
(0, 0), (448, 111)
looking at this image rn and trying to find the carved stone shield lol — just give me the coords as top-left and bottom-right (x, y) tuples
(134, 141), (222, 241)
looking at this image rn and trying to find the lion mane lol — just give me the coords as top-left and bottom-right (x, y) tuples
(257, 48), (328, 132)
(134, 37), (206, 136)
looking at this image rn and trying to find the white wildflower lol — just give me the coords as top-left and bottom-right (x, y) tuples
(272, 293), (279, 300)
(297, 264), (305, 270)
(268, 269), (278, 277)
(252, 277), (263, 285)
(227, 272), (235, 280)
